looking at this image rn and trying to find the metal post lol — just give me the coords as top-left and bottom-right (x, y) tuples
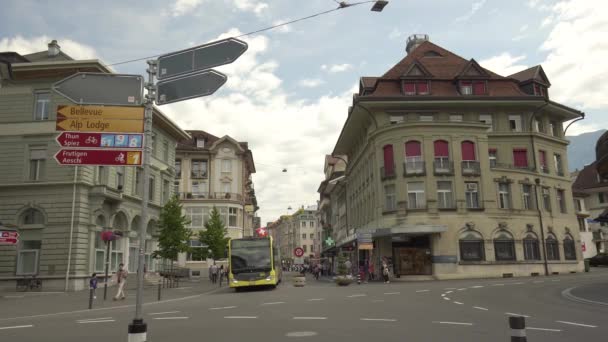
(88, 287), (94, 309)
(128, 59), (155, 342)
(157, 280), (161, 301)
(509, 316), (527, 341)
(65, 165), (78, 292)
(534, 178), (550, 276)
(103, 240), (110, 300)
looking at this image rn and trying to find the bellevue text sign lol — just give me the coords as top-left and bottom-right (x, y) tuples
(54, 149), (142, 166)
(56, 105), (144, 133)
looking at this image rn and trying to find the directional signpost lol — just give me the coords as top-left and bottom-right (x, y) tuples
(53, 73), (144, 106)
(55, 149), (142, 166)
(56, 105), (144, 133)
(156, 70), (227, 105)
(56, 132), (144, 149)
(0, 230), (19, 245)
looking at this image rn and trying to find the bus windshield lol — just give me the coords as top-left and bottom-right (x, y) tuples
(230, 239), (272, 274)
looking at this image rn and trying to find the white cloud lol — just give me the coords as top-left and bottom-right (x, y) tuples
(0, 35), (98, 60)
(455, 0), (487, 23)
(233, 0), (268, 14)
(298, 78), (324, 88)
(520, 24), (529, 32)
(479, 52), (528, 77)
(272, 19), (292, 33)
(171, 0), (203, 16)
(511, 34), (527, 41)
(321, 63), (353, 73)
(389, 28), (404, 40)
(171, 0), (267, 17)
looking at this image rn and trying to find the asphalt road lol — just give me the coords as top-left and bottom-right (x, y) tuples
(2, 269), (608, 342)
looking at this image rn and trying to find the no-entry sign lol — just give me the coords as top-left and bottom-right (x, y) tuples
(294, 247), (304, 258)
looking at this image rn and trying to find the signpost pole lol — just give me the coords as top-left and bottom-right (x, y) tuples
(128, 60), (155, 342)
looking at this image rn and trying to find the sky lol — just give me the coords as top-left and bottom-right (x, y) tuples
(1, 0), (607, 224)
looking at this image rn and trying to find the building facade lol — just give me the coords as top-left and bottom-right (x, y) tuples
(270, 206), (320, 266)
(0, 41), (189, 290)
(174, 130), (258, 273)
(325, 35), (584, 280)
(572, 163), (608, 254)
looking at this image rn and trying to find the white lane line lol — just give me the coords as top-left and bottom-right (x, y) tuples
(286, 332), (318, 337)
(361, 318), (397, 322)
(556, 320), (597, 328)
(262, 301), (285, 305)
(416, 289), (430, 293)
(527, 327), (561, 332)
(175, 287), (192, 290)
(457, 288), (467, 291)
(433, 321), (473, 326)
(3, 295), (25, 298)
(473, 306), (488, 311)
(225, 316), (257, 319)
(441, 294), (446, 297)
(532, 281), (544, 284)
(444, 287), (457, 290)
(383, 292), (400, 295)
(77, 317), (112, 321)
(513, 282), (524, 285)
(492, 283), (505, 286)
(209, 306), (237, 310)
(444, 297), (451, 301)
(552, 280), (561, 282)
(371, 300), (385, 302)
(506, 312), (531, 318)
(77, 320), (116, 324)
(153, 317), (189, 320)
(453, 301), (464, 305)
(347, 294), (366, 298)
(149, 311), (180, 316)
(0, 325), (34, 330)
(307, 298), (325, 301)
(293, 317), (327, 320)
(445, 291), (453, 294)
(471, 285), (484, 288)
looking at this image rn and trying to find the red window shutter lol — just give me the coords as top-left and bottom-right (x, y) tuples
(489, 148), (497, 153)
(473, 81), (485, 95)
(405, 141), (422, 157)
(461, 141), (476, 161)
(417, 81), (429, 94)
(461, 81), (472, 87)
(383, 145), (394, 170)
(534, 84), (540, 95)
(434, 140), (449, 157)
(404, 83), (415, 94)
(513, 149), (528, 167)
(539, 150), (547, 166)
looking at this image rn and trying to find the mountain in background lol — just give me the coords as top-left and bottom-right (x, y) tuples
(567, 129), (607, 171)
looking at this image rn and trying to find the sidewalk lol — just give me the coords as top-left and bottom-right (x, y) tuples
(0, 278), (222, 320)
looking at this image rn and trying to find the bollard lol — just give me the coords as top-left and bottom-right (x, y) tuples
(157, 280), (161, 301)
(88, 288), (94, 309)
(509, 316), (527, 342)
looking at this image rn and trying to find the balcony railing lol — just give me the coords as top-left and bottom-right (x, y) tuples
(491, 163), (536, 172)
(556, 170), (565, 177)
(403, 160), (426, 176)
(433, 159), (454, 175)
(540, 165), (549, 174)
(380, 166), (396, 180)
(179, 192), (243, 201)
(191, 171), (208, 179)
(461, 160), (481, 176)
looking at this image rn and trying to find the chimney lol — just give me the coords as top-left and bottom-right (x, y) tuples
(48, 40), (60, 57)
(406, 34), (429, 54)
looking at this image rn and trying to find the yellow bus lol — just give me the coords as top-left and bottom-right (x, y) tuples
(228, 236), (282, 290)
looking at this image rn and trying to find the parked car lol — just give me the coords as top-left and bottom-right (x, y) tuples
(588, 253), (608, 266)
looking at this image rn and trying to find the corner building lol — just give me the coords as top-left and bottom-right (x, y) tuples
(331, 35), (584, 279)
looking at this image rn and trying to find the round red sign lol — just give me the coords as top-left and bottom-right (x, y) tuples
(294, 247), (304, 257)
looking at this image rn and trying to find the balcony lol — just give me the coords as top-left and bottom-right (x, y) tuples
(381, 166), (396, 180)
(556, 170), (565, 177)
(179, 192), (243, 201)
(191, 171), (208, 179)
(461, 160), (481, 176)
(433, 159), (454, 175)
(403, 160), (426, 176)
(540, 165), (549, 174)
(491, 163), (536, 172)
(90, 185), (123, 203)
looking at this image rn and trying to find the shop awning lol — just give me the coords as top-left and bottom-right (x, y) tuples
(372, 224), (448, 237)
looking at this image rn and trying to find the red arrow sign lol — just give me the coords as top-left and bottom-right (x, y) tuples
(54, 149), (142, 166)
(56, 132), (144, 149)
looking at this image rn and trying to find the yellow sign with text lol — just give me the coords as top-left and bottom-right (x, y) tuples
(57, 105), (144, 120)
(56, 118), (144, 133)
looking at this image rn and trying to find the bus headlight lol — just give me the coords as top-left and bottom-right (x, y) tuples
(265, 276), (273, 281)
(232, 280), (238, 283)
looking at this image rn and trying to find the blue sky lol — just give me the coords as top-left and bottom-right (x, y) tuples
(1, 0), (606, 223)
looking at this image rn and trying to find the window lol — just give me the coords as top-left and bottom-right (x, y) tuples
(509, 115), (522, 132)
(311, 245), (314, 252)
(175, 159), (182, 178)
(554, 154), (563, 176)
(94, 234), (106, 272)
(135, 168), (143, 196)
(546, 234), (560, 260)
(479, 114), (493, 131)
(187, 240), (207, 261)
(564, 235), (576, 260)
(116, 168), (124, 189)
(599, 193), (605, 204)
(434, 140), (450, 169)
(384, 184), (396, 211)
(162, 140), (169, 161)
(523, 233), (540, 260)
(513, 149), (528, 168)
(498, 183), (510, 209)
(196, 138), (205, 148)
(302, 221), (306, 228)
(557, 189), (566, 213)
(191, 160), (208, 178)
(22, 208), (44, 225)
(302, 233), (306, 239)
(97, 166), (105, 184)
(419, 115), (434, 122)
(151, 135), (157, 157)
(465, 182), (480, 208)
(403, 81), (429, 95)
(550, 121), (560, 137)
(29, 148), (46, 181)
(191, 181), (204, 197)
(542, 187), (552, 211)
(174, 180), (180, 195)
(221, 159), (232, 173)
(222, 182), (231, 194)
(407, 182), (425, 209)
(534, 83), (545, 96)
(34, 91), (50, 120)
(405, 140), (423, 172)
(310, 233), (314, 239)
(149, 176), (155, 201)
(229, 208), (237, 227)
(310, 221), (315, 228)
(450, 114), (463, 122)
(459, 231), (484, 261)
(494, 231), (516, 261)
(437, 181), (453, 209)
(522, 184), (535, 210)
(461, 141), (476, 161)
(460, 81), (472, 95)
(186, 207), (203, 228)
(578, 217), (586, 232)
(111, 238), (124, 272)
(162, 180), (170, 203)
(389, 115), (404, 124)
(539, 150), (548, 173)
(489, 149), (497, 168)
(534, 119), (544, 133)
(382, 145), (395, 177)
(574, 199), (583, 212)
(17, 240), (42, 275)
(303, 245), (307, 252)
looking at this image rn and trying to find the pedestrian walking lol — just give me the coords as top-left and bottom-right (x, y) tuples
(113, 263), (128, 300)
(344, 259), (352, 275)
(218, 265), (225, 287)
(368, 262), (375, 281)
(382, 262), (390, 284)
(210, 263), (218, 284)
(89, 273), (98, 299)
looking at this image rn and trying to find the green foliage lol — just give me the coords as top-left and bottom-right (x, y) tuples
(337, 254), (348, 276)
(152, 195), (191, 261)
(199, 206), (229, 261)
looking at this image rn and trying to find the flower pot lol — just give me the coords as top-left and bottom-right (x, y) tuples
(293, 276), (306, 287)
(335, 276), (352, 286)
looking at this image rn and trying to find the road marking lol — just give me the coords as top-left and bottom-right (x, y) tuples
(149, 311), (180, 316)
(361, 318), (397, 322)
(415, 289), (430, 293)
(286, 331), (318, 337)
(225, 316), (257, 319)
(383, 292), (400, 295)
(552, 280), (561, 282)
(457, 288), (467, 291)
(492, 283), (505, 286)
(471, 285), (484, 288)
(371, 300), (385, 302)
(433, 321), (473, 326)
(441, 294), (446, 297)
(209, 306), (237, 310)
(175, 287), (192, 290)
(293, 317), (327, 320)
(473, 306), (488, 311)
(563, 287), (608, 306)
(556, 320), (597, 328)
(307, 298), (325, 301)
(347, 294), (366, 298)
(506, 312), (530, 318)
(444, 287), (457, 290)
(262, 301), (285, 305)
(513, 282), (524, 285)
(153, 317), (189, 320)
(453, 301), (464, 305)
(0, 325), (33, 330)
(77, 317), (112, 321)
(527, 327), (561, 332)
(445, 291), (453, 294)
(532, 281), (544, 283)
(444, 297), (451, 301)
(77, 319), (115, 324)
(3, 295), (25, 298)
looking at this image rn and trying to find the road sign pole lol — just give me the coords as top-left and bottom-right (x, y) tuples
(128, 60), (155, 342)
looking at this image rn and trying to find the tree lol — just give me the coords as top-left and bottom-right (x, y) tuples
(199, 206), (229, 261)
(153, 195), (191, 263)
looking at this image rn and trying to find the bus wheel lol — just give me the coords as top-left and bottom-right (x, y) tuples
(235, 287), (241, 293)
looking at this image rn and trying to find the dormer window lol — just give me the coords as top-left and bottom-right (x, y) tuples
(533, 83), (545, 96)
(403, 81), (429, 95)
(460, 81), (486, 95)
(196, 138), (205, 148)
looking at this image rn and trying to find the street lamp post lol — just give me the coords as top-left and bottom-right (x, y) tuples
(534, 178), (550, 276)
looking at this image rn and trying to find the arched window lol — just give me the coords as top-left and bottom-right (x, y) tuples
(563, 234), (576, 260)
(21, 208), (44, 225)
(434, 140), (450, 171)
(382, 144), (395, 178)
(494, 230), (516, 261)
(546, 233), (560, 260)
(523, 233), (540, 260)
(461, 141), (476, 161)
(459, 231), (484, 261)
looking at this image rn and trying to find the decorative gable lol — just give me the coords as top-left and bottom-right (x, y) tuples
(457, 59), (490, 79)
(401, 59), (433, 79)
